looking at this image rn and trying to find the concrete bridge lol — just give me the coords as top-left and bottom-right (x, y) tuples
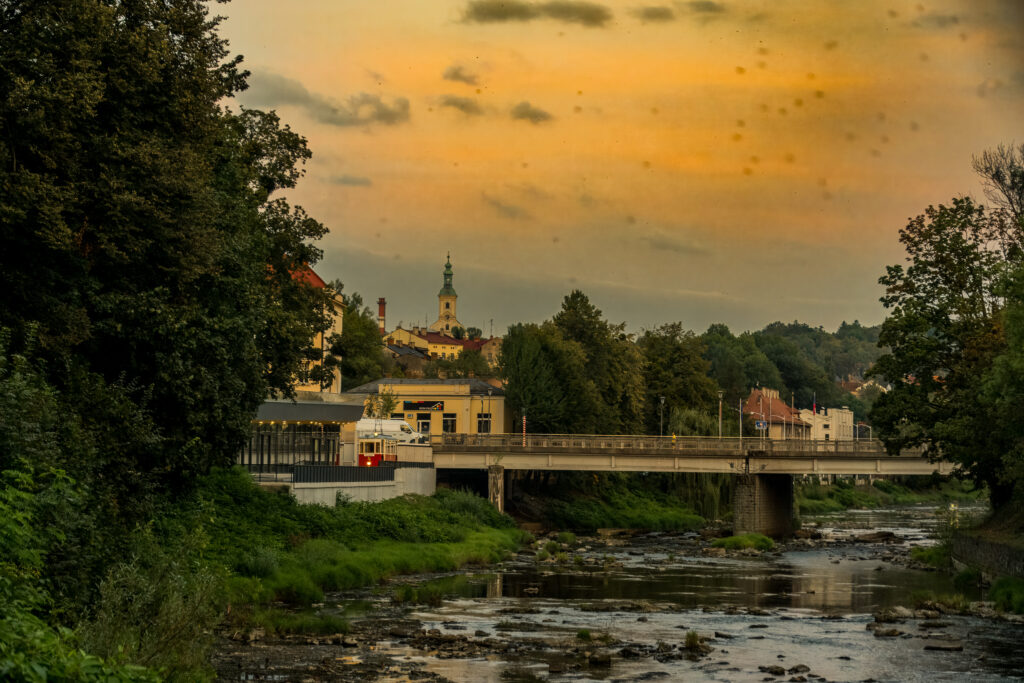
(430, 434), (954, 537)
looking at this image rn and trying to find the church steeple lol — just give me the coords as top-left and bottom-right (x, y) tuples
(431, 252), (462, 336)
(438, 251), (456, 297)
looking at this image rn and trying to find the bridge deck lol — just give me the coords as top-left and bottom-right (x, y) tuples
(430, 434), (952, 476)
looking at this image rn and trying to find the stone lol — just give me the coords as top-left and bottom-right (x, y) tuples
(873, 628), (902, 637)
(587, 651), (612, 667)
(854, 531), (898, 543)
(788, 664), (811, 674)
(759, 664), (786, 675)
(714, 631), (735, 639)
(924, 642), (963, 651)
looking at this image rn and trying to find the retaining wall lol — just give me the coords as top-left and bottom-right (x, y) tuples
(952, 534), (1024, 579)
(290, 466), (436, 505)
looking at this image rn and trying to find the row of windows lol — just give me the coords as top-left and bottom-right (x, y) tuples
(391, 412), (492, 434)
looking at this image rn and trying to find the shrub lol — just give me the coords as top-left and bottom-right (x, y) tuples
(990, 577), (1024, 614)
(577, 629), (592, 641)
(910, 544), (950, 568)
(711, 533), (774, 550)
(684, 630), (701, 651)
(557, 532), (576, 545)
(544, 540), (561, 555)
(953, 568), (983, 593)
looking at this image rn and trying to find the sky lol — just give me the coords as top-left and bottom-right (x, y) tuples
(220, 0), (1023, 336)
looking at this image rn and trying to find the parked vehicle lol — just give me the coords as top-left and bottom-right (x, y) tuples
(357, 434), (397, 467)
(355, 418), (425, 443)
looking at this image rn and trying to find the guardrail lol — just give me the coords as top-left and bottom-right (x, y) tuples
(431, 433), (925, 457)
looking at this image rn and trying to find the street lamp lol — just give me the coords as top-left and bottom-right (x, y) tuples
(717, 390), (724, 440)
(659, 396), (666, 437)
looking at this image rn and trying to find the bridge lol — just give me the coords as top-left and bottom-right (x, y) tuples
(430, 434), (954, 537)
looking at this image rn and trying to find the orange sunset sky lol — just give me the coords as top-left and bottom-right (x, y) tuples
(221, 0), (1023, 335)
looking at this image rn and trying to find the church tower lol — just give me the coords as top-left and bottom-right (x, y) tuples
(430, 252), (464, 335)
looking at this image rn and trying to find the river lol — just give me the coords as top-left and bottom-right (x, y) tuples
(216, 505), (1024, 681)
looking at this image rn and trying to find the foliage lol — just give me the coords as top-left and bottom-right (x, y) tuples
(990, 577), (1024, 614)
(872, 193), (1022, 508)
(701, 324), (785, 405)
(330, 286), (389, 389)
(711, 533), (774, 550)
(637, 323), (718, 434)
(426, 348), (496, 379)
(910, 544), (951, 568)
(668, 407), (718, 437)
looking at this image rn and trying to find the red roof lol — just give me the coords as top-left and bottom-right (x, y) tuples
(743, 388), (809, 426)
(418, 332), (488, 350)
(290, 266), (327, 289)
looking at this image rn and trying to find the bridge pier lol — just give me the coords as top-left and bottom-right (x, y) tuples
(487, 464), (505, 513)
(733, 474), (795, 538)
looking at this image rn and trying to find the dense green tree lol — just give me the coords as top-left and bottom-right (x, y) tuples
(701, 324), (784, 403)
(466, 326), (483, 340)
(425, 348), (495, 379)
(328, 285), (387, 389)
(0, 0), (334, 489)
(499, 323), (566, 431)
(753, 332), (841, 408)
(637, 323), (718, 435)
(872, 196), (1019, 507)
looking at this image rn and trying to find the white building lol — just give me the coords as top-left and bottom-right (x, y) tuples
(799, 406), (855, 441)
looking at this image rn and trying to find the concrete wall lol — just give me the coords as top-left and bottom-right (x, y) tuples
(952, 533), (1024, 580)
(733, 473), (795, 537)
(291, 467), (436, 506)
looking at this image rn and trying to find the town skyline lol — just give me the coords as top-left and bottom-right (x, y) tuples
(222, 0), (1023, 334)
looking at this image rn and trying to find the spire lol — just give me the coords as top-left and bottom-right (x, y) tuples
(439, 252), (456, 297)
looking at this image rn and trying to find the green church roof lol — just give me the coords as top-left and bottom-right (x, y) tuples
(438, 253), (457, 297)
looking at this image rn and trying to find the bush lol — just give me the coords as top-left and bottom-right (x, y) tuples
(557, 532), (577, 544)
(577, 629), (592, 641)
(712, 533), (774, 550)
(990, 577), (1024, 614)
(910, 544), (950, 568)
(684, 630), (701, 651)
(953, 568), (983, 593)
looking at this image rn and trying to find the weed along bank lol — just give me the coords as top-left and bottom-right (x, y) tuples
(236, 394), (436, 504)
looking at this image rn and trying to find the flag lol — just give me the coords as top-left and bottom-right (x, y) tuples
(812, 392), (816, 415)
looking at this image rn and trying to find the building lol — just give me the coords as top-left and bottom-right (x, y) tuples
(742, 387), (811, 440)
(428, 253), (464, 335)
(345, 378), (510, 435)
(799, 405), (855, 441)
(291, 265), (345, 394)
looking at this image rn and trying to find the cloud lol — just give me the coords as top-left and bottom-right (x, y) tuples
(482, 193), (531, 219)
(443, 65), (479, 86)
(511, 101), (553, 123)
(331, 175), (373, 187)
(463, 0), (612, 27)
(439, 95), (484, 115)
(685, 1), (726, 13)
(638, 231), (708, 256)
(912, 13), (959, 29)
(632, 6), (674, 22)
(243, 72), (410, 127)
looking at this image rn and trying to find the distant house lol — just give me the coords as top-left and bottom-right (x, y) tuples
(385, 326), (500, 366)
(742, 387), (811, 440)
(799, 406), (855, 441)
(345, 378), (509, 435)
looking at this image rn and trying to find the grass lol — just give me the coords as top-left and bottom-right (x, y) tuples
(908, 590), (970, 612)
(712, 533), (774, 551)
(684, 630), (701, 651)
(577, 629), (591, 641)
(910, 544), (951, 568)
(246, 608), (350, 636)
(544, 487), (704, 532)
(796, 476), (985, 515)
(557, 532), (577, 545)
(990, 577), (1024, 614)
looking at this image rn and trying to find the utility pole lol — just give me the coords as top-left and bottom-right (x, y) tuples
(659, 396), (665, 437)
(718, 390), (724, 440)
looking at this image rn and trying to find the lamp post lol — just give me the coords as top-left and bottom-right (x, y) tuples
(717, 390), (724, 440)
(659, 396), (666, 437)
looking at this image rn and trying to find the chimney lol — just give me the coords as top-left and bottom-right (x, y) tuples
(377, 297), (386, 334)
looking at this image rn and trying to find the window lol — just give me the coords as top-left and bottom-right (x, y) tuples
(445, 302), (450, 309)
(401, 424), (412, 433)
(477, 413), (492, 434)
(417, 413), (431, 434)
(390, 412), (403, 419)
(442, 413), (457, 433)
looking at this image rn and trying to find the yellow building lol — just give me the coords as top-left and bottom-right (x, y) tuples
(345, 378), (510, 435)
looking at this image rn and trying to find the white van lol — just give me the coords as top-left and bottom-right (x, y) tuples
(355, 418), (425, 443)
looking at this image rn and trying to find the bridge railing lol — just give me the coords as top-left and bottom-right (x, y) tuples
(432, 433), (926, 457)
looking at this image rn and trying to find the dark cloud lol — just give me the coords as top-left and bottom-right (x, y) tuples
(639, 232), (708, 256)
(443, 65), (479, 86)
(511, 101), (553, 123)
(243, 72), (410, 127)
(463, 0), (612, 27)
(912, 13), (959, 29)
(685, 1), (726, 13)
(482, 193), (531, 219)
(332, 175), (373, 187)
(632, 6), (674, 22)
(440, 95), (484, 115)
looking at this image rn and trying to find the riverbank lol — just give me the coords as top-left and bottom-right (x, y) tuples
(212, 506), (1024, 681)
(796, 476), (984, 515)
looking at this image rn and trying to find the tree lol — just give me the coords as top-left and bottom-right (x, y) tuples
(701, 324), (784, 403)
(329, 285), (387, 389)
(451, 326), (465, 339)
(0, 0), (333, 487)
(871, 195), (1019, 507)
(637, 323), (718, 434)
(466, 326), (483, 340)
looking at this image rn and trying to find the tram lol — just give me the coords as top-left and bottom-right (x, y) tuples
(357, 433), (398, 467)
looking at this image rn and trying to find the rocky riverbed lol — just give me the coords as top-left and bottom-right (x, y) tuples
(212, 507), (1024, 682)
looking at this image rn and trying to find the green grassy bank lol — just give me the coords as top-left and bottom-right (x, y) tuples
(797, 476), (985, 515)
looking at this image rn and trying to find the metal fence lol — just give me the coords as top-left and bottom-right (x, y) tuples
(245, 460), (436, 484)
(238, 425), (341, 472)
(433, 433), (926, 457)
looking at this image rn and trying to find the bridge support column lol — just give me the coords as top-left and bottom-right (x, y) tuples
(487, 464), (505, 513)
(733, 474), (795, 538)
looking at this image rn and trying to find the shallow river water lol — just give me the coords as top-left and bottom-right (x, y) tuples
(219, 505), (1024, 682)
